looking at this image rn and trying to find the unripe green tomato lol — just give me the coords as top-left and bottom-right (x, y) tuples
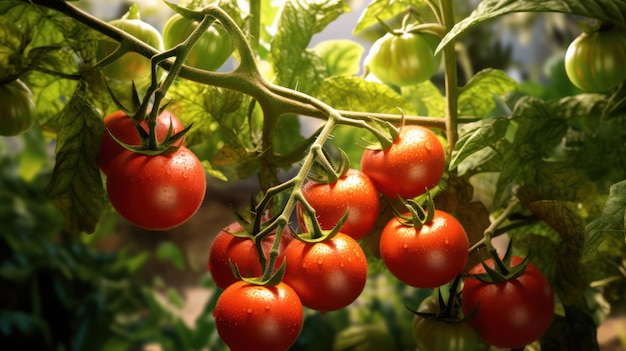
(412, 296), (481, 351)
(96, 4), (164, 82)
(564, 26), (626, 92)
(0, 79), (36, 136)
(366, 31), (442, 86)
(162, 14), (233, 71)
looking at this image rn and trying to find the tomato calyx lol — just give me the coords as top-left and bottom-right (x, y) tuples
(407, 276), (474, 324)
(293, 205), (348, 243)
(392, 189), (436, 228)
(360, 115), (400, 151)
(306, 144), (350, 184)
(470, 242), (531, 284)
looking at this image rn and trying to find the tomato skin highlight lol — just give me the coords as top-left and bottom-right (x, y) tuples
(366, 31), (441, 86)
(379, 210), (468, 288)
(98, 110), (185, 174)
(282, 233), (368, 312)
(208, 220), (290, 290)
(296, 169), (380, 240)
(565, 26), (626, 92)
(462, 256), (555, 348)
(0, 79), (36, 136)
(106, 146), (206, 231)
(213, 281), (303, 351)
(412, 296), (481, 351)
(162, 14), (233, 72)
(361, 125), (446, 199)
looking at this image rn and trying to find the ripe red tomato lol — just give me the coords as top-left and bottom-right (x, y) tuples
(296, 169), (380, 240)
(106, 146), (206, 231)
(213, 281), (303, 351)
(98, 110), (185, 174)
(361, 125), (446, 199)
(379, 210), (468, 288)
(462, 256), (555, 348)
(282, 233), (368, 312)
(208, 220), (291, 290)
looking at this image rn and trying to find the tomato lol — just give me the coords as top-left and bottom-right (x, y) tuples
(282, 233), (368, 312)
(96, 4), (164, 82)
(208, 220), (291, 290)
(365, 30), (441, 86)
(296, 169), (380, 240)
(564, 26), (626, 92)
(0, 79), (36, 136)
(412, 296), (481, 351)
(213, 281), (303, 351)
(379, 210), (468, 288)
(462, 256), (555, 348)
(162, 14), (233, 72)
(98, 109), (185, 174)
(361, 125), (446, 199)
(106, 146), (206, 231)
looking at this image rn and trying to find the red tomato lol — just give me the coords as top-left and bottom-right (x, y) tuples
(379, 210), (468, 289)
(213, 281), (303, 351)
(282, 233), (368, 312)
(98, 110), (185, 174)
(106, 146), (206, 230)
(296, 169), (380, 240)
(462, 256), (555, 348)
(208, 220), (291, 290)
(361, 125), (446, 199)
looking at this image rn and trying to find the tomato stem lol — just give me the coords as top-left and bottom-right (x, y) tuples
(439, 0), (459, 153)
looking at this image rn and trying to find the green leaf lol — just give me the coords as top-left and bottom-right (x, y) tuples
(44, 83), (104, 235)
(316, 76), (411, 113)
(401, 80), (446, 117)
(583, 179), (626, 262)
(312, 39), (364, 77)
(166, 288), (185, 309)
(270, 0), (349, 94)
(438, 0), (626, 53)
(353, 0), (429, 34)
(156, 241), (186, 271)
(449, 117), (510, 171)
(458, 68), (518, 118)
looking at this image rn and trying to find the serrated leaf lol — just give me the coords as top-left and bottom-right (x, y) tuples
(312, 39), (364, 77)
(449, 117), (510, 171)
(156, 241), (186, 271)
(583, 179), (626, 262)
(353, 0), (429, 34)
(270, 0), (348, 94)
(438, 0), (626, 53)
(458, 69), (518, 118)
(44, 83), (104, 235)
(401, 80), (446, 117)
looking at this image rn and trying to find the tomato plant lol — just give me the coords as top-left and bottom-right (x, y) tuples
(98, 109), (185, 174)
(96, 4), (164, 82)
(163, 14), (233, 72)
(282, 233), (368, 312)
(462, 256), (555, 348)
(213, 281), (303, 351)
(0, 79), (36, 136)
(565, 25), (626, 92)
(412, 295), (482, 351)
(365, 29), (442, 86)
(361, 125), (446, 199)
(296, 168), (380, 240)
(208, 219), (290, 290)
(106, 146), (206, 231)
(379, 209), (468, 289)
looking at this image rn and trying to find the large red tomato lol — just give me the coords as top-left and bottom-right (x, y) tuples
(106, 146), (206, 230)
(98, 110), (185, 174)
(361, 125), (446, 199)
(213, 281), (303, 351)
(296, 168), (380, 240)
(282, 233), (368, 312)
(379, 210), (468, 289)
(462, 256), (555, 348)
(208, 220), (291, 290)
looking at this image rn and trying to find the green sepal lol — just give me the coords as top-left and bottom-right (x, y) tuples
(306, 145), (350, 184)
(230, 257), (287, 287)
(392, 189), (436, 228)
(293, 207), (349, 243)
(360, 117), (399, 151)
(469, 246), (531, 284)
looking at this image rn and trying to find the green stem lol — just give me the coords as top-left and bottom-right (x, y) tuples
(439, 0), (459, 153)
(249, 0), (261, 57)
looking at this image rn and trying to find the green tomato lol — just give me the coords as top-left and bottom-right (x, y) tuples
(162, 14), (233, 72)
(365, 31), (442, 86)
(564, 26), (626, 92)
(96, 4), (164, 82)
(412, 296), (481, 351)
(0, 79), (36, 136)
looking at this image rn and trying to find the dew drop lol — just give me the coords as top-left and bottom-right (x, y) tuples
(403, 243), (409, 249)
(247, 308), (252, 314)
